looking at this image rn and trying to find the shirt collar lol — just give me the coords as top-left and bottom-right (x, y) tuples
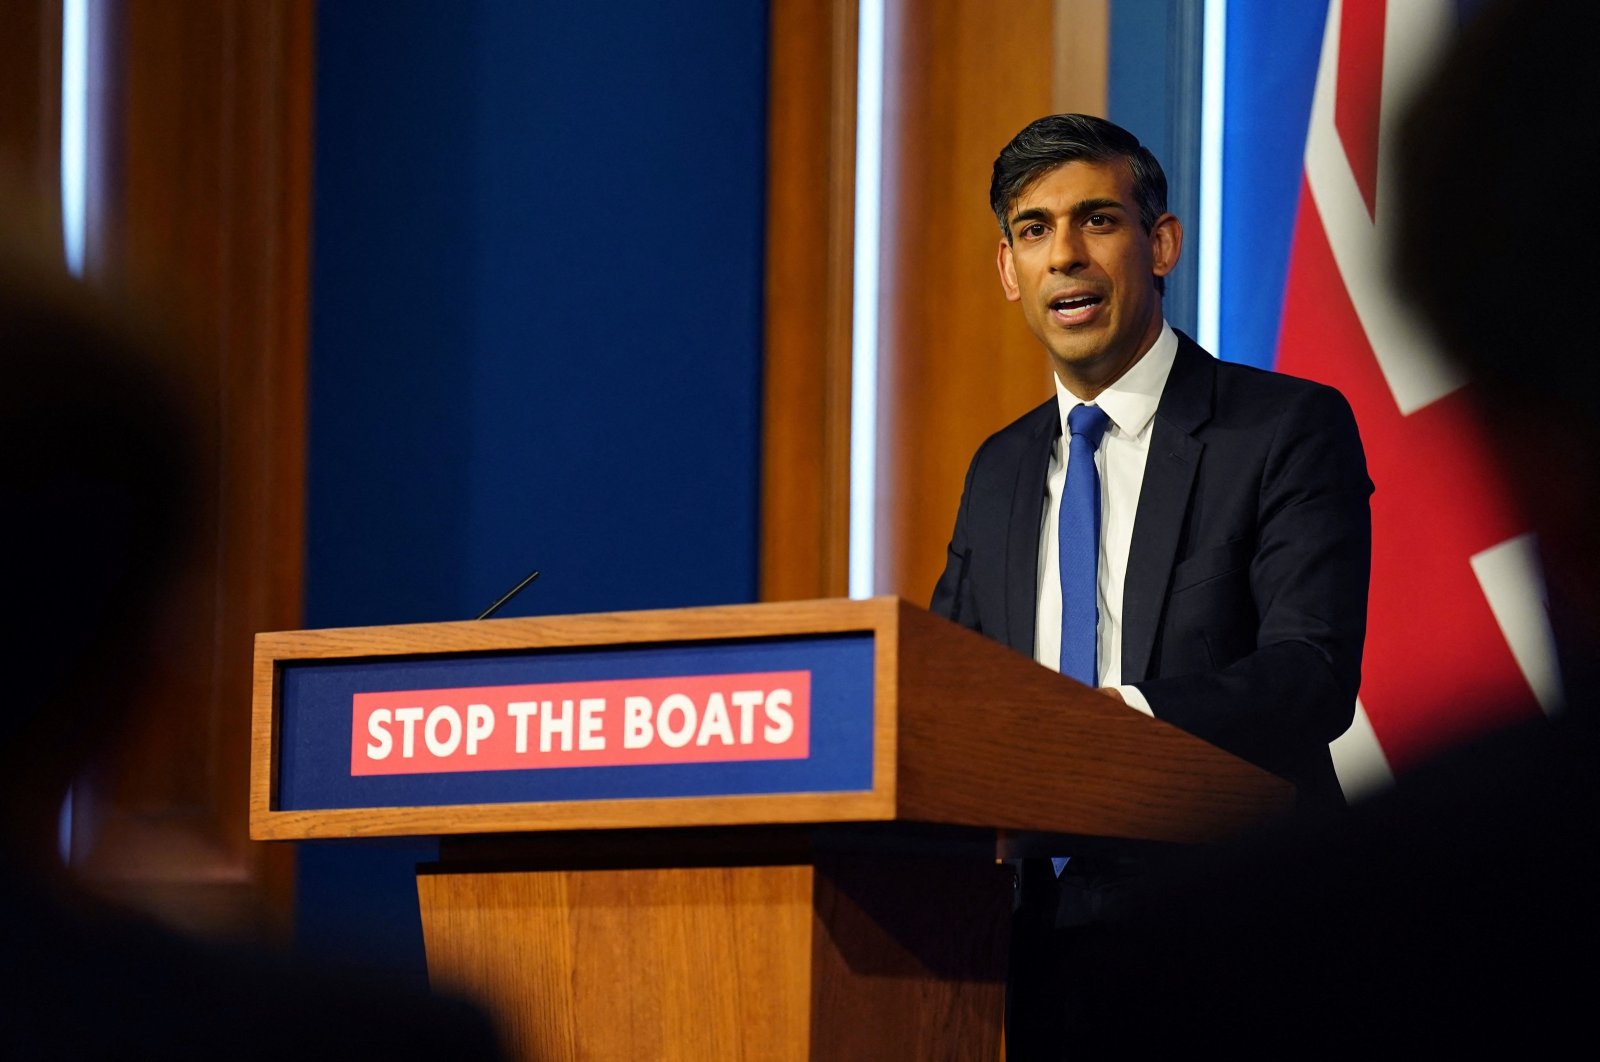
(1053, 320), (1178, 442)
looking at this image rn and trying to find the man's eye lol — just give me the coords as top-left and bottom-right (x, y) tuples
(1085, 213), (1115, 228)
(1021, 222), (1047, 238)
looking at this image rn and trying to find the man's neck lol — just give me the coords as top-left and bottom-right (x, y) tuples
(1053, 319), (1167, 401)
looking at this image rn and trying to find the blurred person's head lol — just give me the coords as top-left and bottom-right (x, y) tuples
(0, 230), (200, 866)
(1397, 0), (1599, 705)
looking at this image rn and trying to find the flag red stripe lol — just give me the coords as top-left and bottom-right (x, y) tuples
(1334, 0), (1387, 220)
(1276, 180), (1541, 771)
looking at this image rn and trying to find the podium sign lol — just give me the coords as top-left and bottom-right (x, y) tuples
(274, 633), (873, 812)
(251, 598), (1293, 1059)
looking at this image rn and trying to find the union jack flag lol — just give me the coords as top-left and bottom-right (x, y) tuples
(1225, 0), (1560, 798)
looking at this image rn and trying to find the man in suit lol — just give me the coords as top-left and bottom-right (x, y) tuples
(1055, 4), (1600, 1048)
(932, 113), (1371, 810)
(927, 114), (1372, 1052)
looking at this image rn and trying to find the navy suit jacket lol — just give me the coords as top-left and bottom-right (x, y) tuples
(930, 333), (1372, 812)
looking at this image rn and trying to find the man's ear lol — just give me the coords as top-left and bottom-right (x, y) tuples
(1150, 213), (1183, 279)
(997, 239), (1021, 302)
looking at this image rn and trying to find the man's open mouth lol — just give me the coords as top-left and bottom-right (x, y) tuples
(1049, 293), (1103, 322)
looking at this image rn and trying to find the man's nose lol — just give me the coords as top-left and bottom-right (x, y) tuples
(1048, 226), (1086, 273)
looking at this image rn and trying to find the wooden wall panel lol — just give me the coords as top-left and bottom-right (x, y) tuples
(760, 0), (1109, 607)
(70, 0), (313, 940)
(0, 0), (63, 244)
(1054, 0), (1109, 117)
(875, 0), (1058, 602)
(761, 0), (858, 601)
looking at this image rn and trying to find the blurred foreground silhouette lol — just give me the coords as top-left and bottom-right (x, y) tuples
(0, 226), (507, 1060)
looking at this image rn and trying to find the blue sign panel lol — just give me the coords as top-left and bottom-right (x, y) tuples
(276, 633), (875, 811)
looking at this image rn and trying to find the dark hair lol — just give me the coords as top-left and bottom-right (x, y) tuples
(990, 114), (1168, 240)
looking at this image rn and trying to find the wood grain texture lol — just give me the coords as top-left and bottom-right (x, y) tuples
(0, 0), (62, 241)
(418, 850), (1012, 1061)
(809, 852), (1009, 1061)
(253, 597), (1289, 846)
(420, 865), (815, 1061)
(287, 597), (1288, 1059)
(73, 0), (311, 939)
(875, 0), (1063, 603)
(255, 793), (898, 844)
(256, 596), (899, 660)
(761, 0), (1110, 608)
(1053, 0), (1109, 116)
(761, 0), (857, 602)
(891, 601), (1295, 843)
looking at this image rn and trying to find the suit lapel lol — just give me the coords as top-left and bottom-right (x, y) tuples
(1004, 402), (1058, 657)
(1123, 335), (1214, 683)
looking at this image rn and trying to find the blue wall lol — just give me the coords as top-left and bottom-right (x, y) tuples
(1216, 0), (1484, 371)
(1109, 0), (1204, 340)
(301, 0), (769, 981)
(1218, 0), (1329, 370)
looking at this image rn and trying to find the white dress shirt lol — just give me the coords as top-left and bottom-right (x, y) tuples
(1033, 322), (1180, 716)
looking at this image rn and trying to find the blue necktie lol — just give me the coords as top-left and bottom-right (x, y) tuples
(1059, 403), (1110, 686)
(1054, 404), (1110, 878)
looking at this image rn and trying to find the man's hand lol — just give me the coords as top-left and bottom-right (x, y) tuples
(1096, 686), (1126, 705)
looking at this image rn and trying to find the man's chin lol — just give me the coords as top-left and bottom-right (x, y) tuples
(1048, 344), (1116, 377)
(1048, 342), (1147, 397)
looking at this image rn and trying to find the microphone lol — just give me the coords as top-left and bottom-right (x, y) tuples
(475, 568), (541, 620)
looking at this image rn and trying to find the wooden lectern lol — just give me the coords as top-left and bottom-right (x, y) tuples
(251, 597), (1292, 1060)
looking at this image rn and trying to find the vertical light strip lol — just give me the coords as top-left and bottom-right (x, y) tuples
(58, 0), (91, 865)
(60, 0), (89, 278)
(848, 0), (885, 598)
(1197, 0), (1226, 353)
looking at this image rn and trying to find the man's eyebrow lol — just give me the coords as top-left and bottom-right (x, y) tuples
(1009, 197), (1128, 229)
(1009, 206), (1053, 229)
(1071, 197), (1126, 216)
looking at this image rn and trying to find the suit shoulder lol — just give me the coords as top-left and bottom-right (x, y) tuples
(967, 396), (1056, 464)
(1172, 333), (1355, 420)
(1211, 357), (1351, 407)
(1209, 356), (1337, 398)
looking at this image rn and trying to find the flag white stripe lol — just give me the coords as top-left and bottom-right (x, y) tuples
(1332, 698), (1394, 801)
(1302, 0), (1465, 417)
(1472, 534), (1564, 718)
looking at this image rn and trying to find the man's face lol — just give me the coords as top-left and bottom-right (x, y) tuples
(996, 159), (1181, 398)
